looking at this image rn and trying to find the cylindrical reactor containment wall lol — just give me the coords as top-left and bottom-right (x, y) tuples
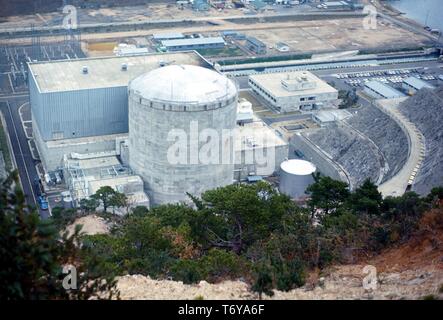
(128, 64), (238, 205)
(279, 159), (316, 199)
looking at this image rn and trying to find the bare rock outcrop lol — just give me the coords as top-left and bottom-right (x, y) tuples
(65, 214), (110, 237)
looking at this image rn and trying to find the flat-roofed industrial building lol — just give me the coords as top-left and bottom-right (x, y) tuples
(364, 80), (405, 99)
(152, 32), (185, 41)
(248, 71), (339, 113)
(161, 37), (225, 52)
(246, 37), (266, 55)
(402, 76), (435, 95)
(28, 52), (212, 171)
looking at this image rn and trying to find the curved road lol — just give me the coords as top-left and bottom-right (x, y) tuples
(375, 98), (426, 197)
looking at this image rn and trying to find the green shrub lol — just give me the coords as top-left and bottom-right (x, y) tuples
(170, 260), (206, 284)
(200, 248), (245, 281)
(275, 258), (306, 291)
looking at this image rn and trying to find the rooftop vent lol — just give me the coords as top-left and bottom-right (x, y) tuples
(121, 63), (128, 71)
(159, 60), (166, 67)
(82, 66), (88, 74)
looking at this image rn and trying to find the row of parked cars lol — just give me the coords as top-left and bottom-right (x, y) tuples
(416, 74), (437, 81)
(345, 75), (413, 87)
(336, 68), (419, 79)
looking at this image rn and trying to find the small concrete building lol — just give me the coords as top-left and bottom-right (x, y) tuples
(364, 80), (405, 99)
(248, 71), (339, 113)
(113, 43), (149, 56)
(402, 76), (435, 95)
(312, 109), (352, 127)
(237, 98), (254, 124)
(63, 155), (150, 208)
(246, 37), (267, 55)
(324, 1), (350, 9)
(234, 120), (288, 181)
(161, 37), (226, 52)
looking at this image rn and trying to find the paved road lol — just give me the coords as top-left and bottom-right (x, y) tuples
(264, 114), (311, 125)
(0, 98), (49, 219)
(378, 12), (443, 47)
(0, 11), (364, 35)
(0, 93), (30, 101)
(374, 98), (425, 198)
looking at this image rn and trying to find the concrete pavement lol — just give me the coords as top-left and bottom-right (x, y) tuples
(376, 98), (426, 197)
(0, 98), (50, 219)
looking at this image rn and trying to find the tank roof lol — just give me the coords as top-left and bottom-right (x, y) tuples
(129, 64), (237, 104)
(280, 159), (316, 175)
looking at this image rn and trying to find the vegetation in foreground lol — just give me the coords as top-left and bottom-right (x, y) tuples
(0, 118), (13, 172)
(0, 172), (119, 300)
(1, 169), (442, 299)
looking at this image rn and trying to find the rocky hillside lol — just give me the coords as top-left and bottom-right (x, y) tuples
(346, 103), (408, 183)
(304, 125), (381, 188)
(399, 86), (443, 195)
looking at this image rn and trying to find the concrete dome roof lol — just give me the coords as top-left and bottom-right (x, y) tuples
(280, 159), (316, 176)
(129, 64), (237, 104)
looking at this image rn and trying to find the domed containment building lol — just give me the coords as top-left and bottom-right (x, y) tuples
(279, 159), (316, 199)
(128, 64), (238, 205)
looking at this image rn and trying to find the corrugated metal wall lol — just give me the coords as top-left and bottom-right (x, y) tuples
(30, 76), (128, 141)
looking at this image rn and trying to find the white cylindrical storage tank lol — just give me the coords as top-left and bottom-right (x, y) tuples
(63, 195), (73, 209)
(279, 159), (316, 199)
(128, 64), (238, 205)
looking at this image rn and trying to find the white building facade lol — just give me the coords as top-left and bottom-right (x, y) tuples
(248, 71), (338, 113)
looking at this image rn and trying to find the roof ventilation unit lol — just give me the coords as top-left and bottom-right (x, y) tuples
(82, 66), (88, 74)
(121, 63), (128, 71)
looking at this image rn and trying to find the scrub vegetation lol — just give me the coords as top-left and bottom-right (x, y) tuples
(1, 169), (442, 299)
(0, 119), (13, 172)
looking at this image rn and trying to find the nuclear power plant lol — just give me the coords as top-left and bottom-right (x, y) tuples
(28, 51), (289, 207)
(128, 64), (238, 204)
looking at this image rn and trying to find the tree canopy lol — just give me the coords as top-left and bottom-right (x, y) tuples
(0, 172), (118, 300)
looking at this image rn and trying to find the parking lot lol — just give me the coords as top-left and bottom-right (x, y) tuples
(332, 66), (442, 91)
(337, 68), (421, 87)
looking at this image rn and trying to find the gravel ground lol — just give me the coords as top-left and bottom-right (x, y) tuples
(65, 214), (110, 237)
